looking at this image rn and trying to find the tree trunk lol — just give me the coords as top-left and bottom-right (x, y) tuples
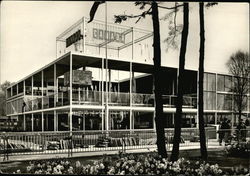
(198, 2), (208, 161)
(170, 2), (189, 162)
(151, 1), (167, 158)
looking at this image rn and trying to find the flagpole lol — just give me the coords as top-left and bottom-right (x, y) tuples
(105, 1), (109, 131)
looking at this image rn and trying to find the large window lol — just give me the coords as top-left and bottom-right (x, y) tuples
(217, 74), (232, 92)
(217, 94), (232, 110)
(217, 75), (224, 91)
(110, 111), (130, 130)
(204, 73), (216, 110)
(204, 92), (216, 110)
(206, 73), (216, 91)
(134, 112), (153, 129)
(233, 95), (248, 111)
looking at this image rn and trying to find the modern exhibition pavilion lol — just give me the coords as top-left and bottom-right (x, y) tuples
(5, 17), (250, 132)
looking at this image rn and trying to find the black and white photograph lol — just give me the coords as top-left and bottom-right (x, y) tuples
(0, 1), (249, 175)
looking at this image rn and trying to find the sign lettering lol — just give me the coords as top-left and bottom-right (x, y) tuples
(93, 28), (125, 43)
(66, 30), (83, 47)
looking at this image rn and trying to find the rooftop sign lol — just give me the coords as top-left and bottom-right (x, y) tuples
(66, 30), (83, 47)
(93, 28), (125, 44)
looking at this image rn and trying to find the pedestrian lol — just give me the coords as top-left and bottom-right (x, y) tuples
(237, 120), (246, 141)
(218, 118), (227, 145)
(224, 119), (231, 145)
(245, 119), (249, 126)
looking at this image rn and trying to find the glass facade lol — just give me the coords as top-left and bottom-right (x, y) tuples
(217, 94), (232, 110)
(134, 112), (153, 129)
(110, 111), (130, 130)
(204, 73), (216, 110)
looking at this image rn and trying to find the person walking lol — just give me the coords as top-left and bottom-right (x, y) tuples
(218, 118), (227, 145)
(224, 119), (231, 145)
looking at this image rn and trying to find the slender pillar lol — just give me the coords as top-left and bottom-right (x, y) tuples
(17, 84), (19, 95)
(129, 27), (134, 130)
(11, 86), (13, 97)
(41, 71), (44, 109)
(31, 114), (34, 131)
(54, 64), (57, 107)
(23, 114), (26, 131)
(54, 110), (57, 131)
(31, 76), (34, 111)
(215, 73), (218, 125)
(42, 112), (44, 132)
(69, 53), (73, 131)
(83, 111), (85, 131)
(23, 80), (26, 96)
(101, 58), (104, 131)
(104, 2), (109, 131)
(196, 71), (199, 128)
(82, 17), (86, 53)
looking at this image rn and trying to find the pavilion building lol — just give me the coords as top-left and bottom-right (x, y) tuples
(5, 17), (250, 132)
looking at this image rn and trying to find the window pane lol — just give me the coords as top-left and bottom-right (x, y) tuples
(225, 76), (232, 92)
(217, 94), (224, 110)
(224, 94), (232, 110)
(217, 75), (224, 91)
(208, 73), (216, 91)
(204, 91), (216, 110)
(203, 73), (208, 91)
(134, 112), (153, 129)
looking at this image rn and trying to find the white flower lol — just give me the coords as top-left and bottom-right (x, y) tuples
(100, 163), (105, 169)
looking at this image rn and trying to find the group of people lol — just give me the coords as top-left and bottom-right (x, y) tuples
(218, 118), (248, 145)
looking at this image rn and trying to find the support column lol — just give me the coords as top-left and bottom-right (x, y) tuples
(31, 76), (34, 111)
(129, 27), (134, 130)
(196, 71), (199, 128)
(42, 71), (44, 109)
(54, 64), (57, 108)
(23, 114), (26, 131)
(83, 111), (85, 131)
(31, 114), (34, 131)
(101, 58), (104, 131)
(105, 61), (109, 131)
(54, 110), (57, 131)
(215, 73), (218, 125)
(17, 84), (19, 95)
(69, 53), (73, 132)
(42, 112), (44, 132)
(82, 17), (86, 53)
(23, 80), (26, 96)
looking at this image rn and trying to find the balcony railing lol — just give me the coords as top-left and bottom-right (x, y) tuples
(23, 90), (197, 112)
(0, 127), (220, 160)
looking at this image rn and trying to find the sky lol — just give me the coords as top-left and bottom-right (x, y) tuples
(0, 1), (249, 84)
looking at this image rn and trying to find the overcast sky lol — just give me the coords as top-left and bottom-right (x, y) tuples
(0, 1), (249, 84)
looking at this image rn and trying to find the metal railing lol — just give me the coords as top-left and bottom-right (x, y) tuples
(23, 91), (198, 112)
(0, 127), (227, 161)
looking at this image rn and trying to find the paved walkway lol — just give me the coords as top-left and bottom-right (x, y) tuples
(0, 140), (223, 163)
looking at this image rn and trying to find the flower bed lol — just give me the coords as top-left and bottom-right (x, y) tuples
(225, 140), (250, 158)
(2, 152), (248, 175)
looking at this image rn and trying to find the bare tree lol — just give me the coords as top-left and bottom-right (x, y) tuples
(198, 2), (218, 161)
(227, 51), (250, 122)
(198, 2), (207, 161)
(170, 2), (189, 162)
(88, 1), (187, 158)
(0, 81), (11, 116)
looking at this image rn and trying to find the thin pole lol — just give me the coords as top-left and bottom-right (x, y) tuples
(105, 2), (109, 131)
(69, 53), (73, 132)
(130, 27), (134, 130)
